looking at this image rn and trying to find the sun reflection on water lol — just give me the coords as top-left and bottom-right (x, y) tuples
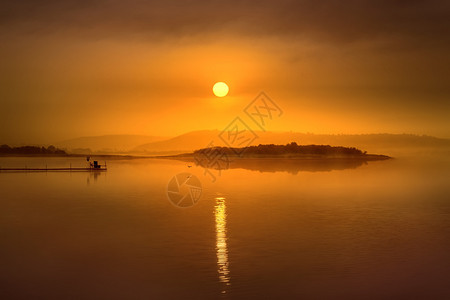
(214, 196), (230, 292)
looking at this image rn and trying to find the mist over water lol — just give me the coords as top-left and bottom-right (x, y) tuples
(0, 150), (449, 299)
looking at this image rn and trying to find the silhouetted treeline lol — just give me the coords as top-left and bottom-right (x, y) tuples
(0, 145), (66, 155)
(194, 142), (366, 156)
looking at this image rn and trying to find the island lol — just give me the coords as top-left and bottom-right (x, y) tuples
(164, 142), (391, 174)
(193, 142), (390, 159)
(0, 145), (67, 156)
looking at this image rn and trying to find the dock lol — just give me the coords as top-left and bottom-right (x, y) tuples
(0, 167), (107, 173)
(0, 161), (107, 173)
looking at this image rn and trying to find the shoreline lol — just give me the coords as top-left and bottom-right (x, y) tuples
(158, 153), (392, 161)
(0, 153), (392, 160)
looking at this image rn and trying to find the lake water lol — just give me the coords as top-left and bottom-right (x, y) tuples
(1, 153), (450, 299)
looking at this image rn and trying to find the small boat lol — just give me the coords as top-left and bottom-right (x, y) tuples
(87, 157), (107, 170)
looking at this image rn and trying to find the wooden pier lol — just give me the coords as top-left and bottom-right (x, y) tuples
(0, 163), (107, 173)
(0, 167), (107, 172)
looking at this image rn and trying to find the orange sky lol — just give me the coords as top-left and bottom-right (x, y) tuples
(1, 0), (449, 144)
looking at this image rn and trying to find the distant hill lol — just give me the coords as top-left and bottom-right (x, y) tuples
(131, 130), (450, 156)
(55, 131), (450, 156)
(131, 130), (228, 154)
(55, 135), (168, 154)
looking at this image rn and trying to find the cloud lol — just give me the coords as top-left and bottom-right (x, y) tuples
(1, 0), (449, 45)
(1, 0), (449, 142)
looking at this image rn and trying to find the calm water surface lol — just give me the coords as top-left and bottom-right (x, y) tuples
(1, 154), (449, 299)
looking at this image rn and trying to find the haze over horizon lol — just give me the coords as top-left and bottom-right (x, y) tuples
(1, 0), (449, 145)
(2, 2), (450, 300)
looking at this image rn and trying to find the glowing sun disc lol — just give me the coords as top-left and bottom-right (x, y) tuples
(213, 82), (229, 97)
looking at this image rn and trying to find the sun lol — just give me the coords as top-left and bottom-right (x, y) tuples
(213, 82), (229, 97)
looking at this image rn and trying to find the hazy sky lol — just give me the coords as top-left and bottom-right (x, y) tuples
(1, 0), (449, 144)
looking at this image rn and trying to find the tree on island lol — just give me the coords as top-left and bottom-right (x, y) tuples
(194, 142), (367, 156)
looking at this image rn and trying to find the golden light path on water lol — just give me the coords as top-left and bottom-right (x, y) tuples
(214, 196), (230, 293)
